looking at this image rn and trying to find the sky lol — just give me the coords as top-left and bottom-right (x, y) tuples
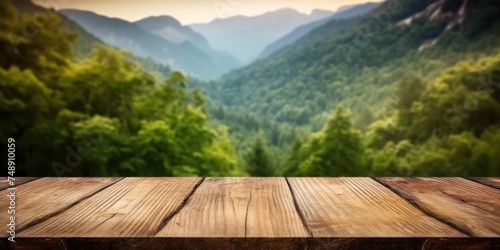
(34, 0), (383, 25)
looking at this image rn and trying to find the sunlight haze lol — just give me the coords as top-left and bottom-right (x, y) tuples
(34, 0), (384, 24)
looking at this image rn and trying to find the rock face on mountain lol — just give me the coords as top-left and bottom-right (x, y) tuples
(212, 0), (500, 126)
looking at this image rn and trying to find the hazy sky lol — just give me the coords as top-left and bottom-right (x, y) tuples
(34, 0), (383, 24)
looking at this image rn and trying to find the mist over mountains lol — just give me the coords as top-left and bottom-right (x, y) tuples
(258, 2), (381, 59)
(59, 4), (369, 78)
(134, 15), (242, 74)
(188, 8), (335, 63)
(5, 0), (500, 177)
(61, 9), (225, 79)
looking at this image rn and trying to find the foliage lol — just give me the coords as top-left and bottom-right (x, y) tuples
(0, 0), (241, 176)
(205, 0), (500, 177)
(366, 53), (500, 176)
(243, 131), (275, 176)
(3, 0), (500, 177)
(286, 106), (364, 176)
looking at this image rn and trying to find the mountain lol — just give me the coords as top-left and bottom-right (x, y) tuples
(11, 0), (172, 78)
(135, 16), (205, 45)
(259, 2), (381, 59)
(211, 0), (500, 128)
(12, 0), (103, 58)
(328, 2), (381, 19)
(189, 8), (335, 63)
(336, 4), (359, 13)
(310, 9), (338, 20)
(60, 9), (222, 79)
(11, 0), (43, 12)
(134, 16), (241, 74)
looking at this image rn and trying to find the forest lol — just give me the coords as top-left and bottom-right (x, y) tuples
(1, 0), (499, 177)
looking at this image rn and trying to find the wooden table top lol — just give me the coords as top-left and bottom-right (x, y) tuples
(1, 177), (499, 238)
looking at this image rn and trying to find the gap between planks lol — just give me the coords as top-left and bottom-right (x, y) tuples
(15, 177), (499, 238)
(16, 177), (124, 234)
(288, 178), (465, 237)
(371, 177), (473, 237)
(21, 178), (206, 237)
(154, 178), (311, 237)
(465, 177), (500, 190)
(153, 177), (206, 236)
(374, 177), (500, 237)
(285, 177), (314, 237)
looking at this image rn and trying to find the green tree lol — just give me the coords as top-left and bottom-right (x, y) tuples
(0, 67), (50, 138)
(395, 76), (425, 129)
(244, 131), (274, 176)
(283, 138), (303, 176)
(298, 106), (365, 176)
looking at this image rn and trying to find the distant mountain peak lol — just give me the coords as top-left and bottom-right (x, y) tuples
(135, 15), (186, 31)
(133, 13), (242, 75)
(214, 8), (304, 22)
(60, 9), (231, 78)
(138, 15), (182, 27)
(311, 9), (334, 15)
(258, 2), (381, 59)
(336, 4), (358, 13)
(189, 7), (335, 63)
(272, 8), (301, 14)
(310, 8), (336, 20)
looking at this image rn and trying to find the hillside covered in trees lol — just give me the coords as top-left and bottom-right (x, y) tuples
(208, 0), (500, 177)
(1, 1), (243, 176)
(2, 0), (500, 177)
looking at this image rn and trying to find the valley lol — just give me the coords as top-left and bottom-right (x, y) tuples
(2, 0), (500, 177)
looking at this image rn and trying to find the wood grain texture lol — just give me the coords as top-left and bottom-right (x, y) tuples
(6, 177), (499, 238)
(467, 177), (500, 190)
(0, 177), (39, 190)
(155, 177), (310, 237)
(376, 177), (500, 237)
(0, 177), (120, 237)
(286, 177), (465, 237)
(21, 178), (202, 237)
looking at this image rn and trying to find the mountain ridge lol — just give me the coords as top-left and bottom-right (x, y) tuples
(258, 2), (381, 59)
(134, 15), (242, 74)
(60, 9), (223, 79)
(189, 7), (335, 63)
(212, 0), (500, 128)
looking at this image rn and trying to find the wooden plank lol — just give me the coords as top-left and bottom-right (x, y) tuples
(155, 177), (310, 237)
(0, 177), (120, 237)
(0, 177), (39, 190)
(21, 178), (203, 237)
(287, 177), (465, 237)
(467, 177), (500, 190)
(376, 177), (500, 237)
(10, 177), (498, 238)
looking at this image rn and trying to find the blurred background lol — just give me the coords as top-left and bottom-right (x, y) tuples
(1, 0), (500, 177)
